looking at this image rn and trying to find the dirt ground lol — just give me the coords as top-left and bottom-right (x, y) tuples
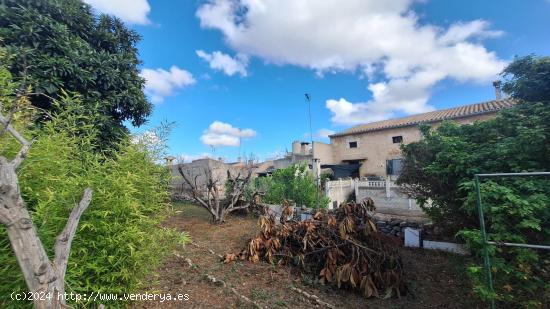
(134, 203), (482, 309)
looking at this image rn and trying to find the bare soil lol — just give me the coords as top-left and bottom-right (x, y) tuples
(134, 203), (482, 309)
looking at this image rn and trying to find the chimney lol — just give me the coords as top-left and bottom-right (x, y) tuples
(492, 80), (502, 100)
(300, 142), (310, 155)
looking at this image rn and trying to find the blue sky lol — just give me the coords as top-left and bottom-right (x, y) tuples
(86, 0), (550, 162)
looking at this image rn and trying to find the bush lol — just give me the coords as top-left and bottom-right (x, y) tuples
(397, 101), (550, 307)
(0, 93), (188, 308)
(250, 164), (329, 208)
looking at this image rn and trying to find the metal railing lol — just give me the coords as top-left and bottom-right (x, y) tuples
(474, 172), (550, 309)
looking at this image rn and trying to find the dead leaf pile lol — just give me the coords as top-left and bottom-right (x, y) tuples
(224, 199), (406, 299)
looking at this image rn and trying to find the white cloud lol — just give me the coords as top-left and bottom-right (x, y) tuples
(196, 50), (249, 76)
(200, 121), (257, 147)
(84, 0), (151, 25)
(439, 20), (504, 44)
(316, 128), (336, 139)
(140, 66), (196, 103)
(197, 0), (507, 125)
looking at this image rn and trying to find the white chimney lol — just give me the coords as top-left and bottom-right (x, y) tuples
(493, 80), (502, 100)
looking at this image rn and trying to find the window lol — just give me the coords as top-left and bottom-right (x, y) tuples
(392, 135), (403, 143)
(386, 159), (403, 175)
(349, 141), (358, 148)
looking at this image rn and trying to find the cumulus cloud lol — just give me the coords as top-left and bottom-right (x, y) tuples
(140, 66), (196, 103)
(196, 50), (249, 76)
(196, 0), (507, 125)
(200, 121), (257, 147)
(84, 0), (151, 24)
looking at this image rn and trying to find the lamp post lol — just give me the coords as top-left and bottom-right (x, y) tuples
(305, 93), (320, 208)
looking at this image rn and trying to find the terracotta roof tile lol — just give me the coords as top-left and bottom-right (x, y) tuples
(330, 98), (517, 137)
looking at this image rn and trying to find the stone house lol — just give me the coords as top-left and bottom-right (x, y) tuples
(328, 98), (517, 178)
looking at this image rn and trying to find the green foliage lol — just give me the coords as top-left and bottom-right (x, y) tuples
(397, 55), (550, 307)
(0, 0), (151, 148)
(0, 93), (188, 308)
(320, 171), (332, 187)
(502, 55), (550, 102)
(250, 164), (329, 208)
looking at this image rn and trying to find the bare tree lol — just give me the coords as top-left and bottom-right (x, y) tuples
(178, 165), (259, 224)
(0, 94), (93, 308)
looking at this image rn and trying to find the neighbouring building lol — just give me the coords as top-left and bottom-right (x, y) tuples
(272, 140), (335, 170)
(329, 97), (516, 178)
(265, 85), (516, 180)
(169, 157), (274, 197)
(169, 158), (249, 197)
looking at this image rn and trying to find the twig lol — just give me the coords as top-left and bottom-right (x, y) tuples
(205, 274), (265, 309)
(291, 287), (335, 309)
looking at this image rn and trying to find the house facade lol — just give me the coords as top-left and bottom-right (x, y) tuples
(328, 98), (516, 178)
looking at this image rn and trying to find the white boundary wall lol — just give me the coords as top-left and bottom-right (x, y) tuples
(326, 179), (424, 215)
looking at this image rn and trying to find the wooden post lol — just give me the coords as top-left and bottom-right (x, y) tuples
(354, 179), (359, 202)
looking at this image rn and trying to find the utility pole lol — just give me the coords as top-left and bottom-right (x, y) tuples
(305, 94), (313, 145)
(305, 93), (320, 208)
(238, 129), (242, 162)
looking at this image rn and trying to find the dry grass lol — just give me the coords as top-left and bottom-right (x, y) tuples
(134, 203), (482, 309)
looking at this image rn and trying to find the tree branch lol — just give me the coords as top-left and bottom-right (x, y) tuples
(11, 143), (31, 169)
(54, 188), (93, 278)
(178, 166), (213, 211)
(0, 110), (32, 169)
(0, 113), (30, 148)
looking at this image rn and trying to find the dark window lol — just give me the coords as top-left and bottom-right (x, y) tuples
(392, 136), (403, 143)
(349, 141), (358, 148)
(386, 159), (403, 175)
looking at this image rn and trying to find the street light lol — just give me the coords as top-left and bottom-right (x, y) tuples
(305, 93), (320, 208)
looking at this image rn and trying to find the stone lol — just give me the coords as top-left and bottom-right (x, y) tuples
(404, 228), (421, 248)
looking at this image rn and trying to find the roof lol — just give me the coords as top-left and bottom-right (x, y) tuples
(330, 98), (517, 137)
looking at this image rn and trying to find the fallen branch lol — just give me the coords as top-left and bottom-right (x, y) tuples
(204, 274), (265, 309)
(291, 287), (335, 309)
(192, 241), (223, 259)
(225, 200), (406, 299)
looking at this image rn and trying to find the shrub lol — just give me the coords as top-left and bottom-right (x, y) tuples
(397, 101), (550, 307)
(250, 164), (329, 208)
(0, 93), (188, 308)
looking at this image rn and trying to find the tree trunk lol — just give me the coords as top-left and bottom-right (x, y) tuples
(1, 157), (92, 308)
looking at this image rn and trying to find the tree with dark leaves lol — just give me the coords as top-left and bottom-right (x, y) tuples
(0, 0), (151, 149)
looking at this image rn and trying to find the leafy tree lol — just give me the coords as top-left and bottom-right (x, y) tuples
(502, 55), (550, 102)
(252, 164), (329, 208)
(397, 55), (550, 307)
(0, 0), (151, 148)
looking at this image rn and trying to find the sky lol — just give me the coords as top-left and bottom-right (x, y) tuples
(85, 0), (550, 162)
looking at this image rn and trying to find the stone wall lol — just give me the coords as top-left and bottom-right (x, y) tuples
(329, 113), (498, 177)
